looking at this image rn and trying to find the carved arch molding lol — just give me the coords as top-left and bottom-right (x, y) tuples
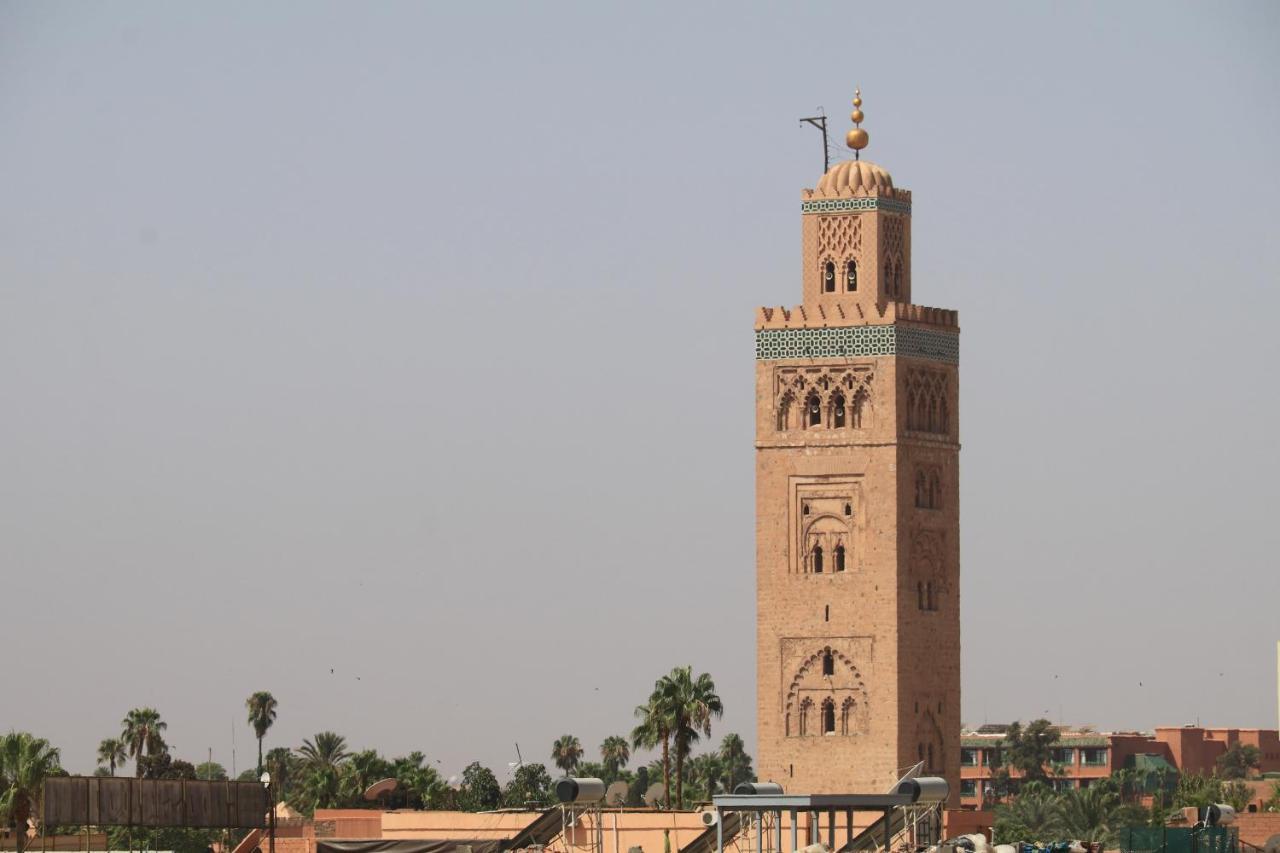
(780, 639), (872, 738)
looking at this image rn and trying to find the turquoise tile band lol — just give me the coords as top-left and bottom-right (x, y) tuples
(755, 325), (958, 364)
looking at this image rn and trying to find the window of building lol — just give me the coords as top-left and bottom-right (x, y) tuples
(884, 259), (894, 297)
(807, 394), (822, 428)
(926, 582), (935, 611)
(983, 749), (1002, 767)
(960, 779), (977, 797)
(832, 393), (846, 428)
(803, 502), (810, 515)
(894, 262), (903, 297)
(846, 260), (858, 292)
(915, 471), (928, 508)
(844, 502), (852, 516)
(834, 545), (846, 573)
(822, 651), (834, 676)
(824, 262), (836, 293)
(822, 699), (836, 735)
(961, 749), (979, 767)
(851, 388), (868, 428)
(824, 605), (829, 622)
(1051, 748), (1076, 765)
(811, 545), (824, 574)
(1082, 748), (1108, 766)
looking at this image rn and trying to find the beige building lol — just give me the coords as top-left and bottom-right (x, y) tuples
(754, 93), (961, 800)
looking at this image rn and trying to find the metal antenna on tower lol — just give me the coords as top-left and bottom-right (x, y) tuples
(799, 108), (829, 174)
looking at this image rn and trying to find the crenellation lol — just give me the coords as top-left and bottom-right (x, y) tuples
(755, 301), (958, 331)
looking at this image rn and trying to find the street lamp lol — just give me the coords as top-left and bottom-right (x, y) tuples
(260, 772), (274, 853)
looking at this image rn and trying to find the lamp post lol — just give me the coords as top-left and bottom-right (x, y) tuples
(259, 773), (274, 853)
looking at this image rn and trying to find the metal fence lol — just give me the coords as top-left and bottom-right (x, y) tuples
(1122, 826), (1239, 853)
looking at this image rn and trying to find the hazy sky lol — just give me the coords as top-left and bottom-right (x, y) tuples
(3, 2), (1278, 781)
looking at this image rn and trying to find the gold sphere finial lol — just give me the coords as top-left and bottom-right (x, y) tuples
(846, 86), (868, 156)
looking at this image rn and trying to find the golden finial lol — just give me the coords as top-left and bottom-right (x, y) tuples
(846, 86), (869, 159)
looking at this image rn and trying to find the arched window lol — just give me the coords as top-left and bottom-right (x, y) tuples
(884, 259), (894, 297)
(929, 472), (942, 509)
(785, 713), (791, 737)
(822, 699), (836, 735)
(823, 261), (836, 293)
(852, 387), (868, 428)
(928, 394), (941, 433)
(916, 471), (927, 508)
(940, 396), (950, 433)
(822, 651), (834, 677)
(918, 581), (925, 610)
(812, 545), (824, 574)
(799, 698), (813, 736)
(834, 544), (846, 573)
(844, 502), (852, 516)
(832, 393), (846, 428)
(807, 393), (822, 428)
(841, 697), (855, 735)
(845, 259), (858, 292)
(894, 262), (903, 297)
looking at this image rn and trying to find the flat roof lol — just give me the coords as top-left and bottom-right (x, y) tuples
(711, 793), (914, 811)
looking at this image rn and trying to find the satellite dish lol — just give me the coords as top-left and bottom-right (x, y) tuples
(1262, 835), (1280, 853)
(643, 783), (667, 808)
(363, 778), (400, 802)
(605, 781), (629, 806)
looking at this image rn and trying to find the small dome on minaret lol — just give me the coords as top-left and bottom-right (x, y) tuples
(813, 160), (894, 197)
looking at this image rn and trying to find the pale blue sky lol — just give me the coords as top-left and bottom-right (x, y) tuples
(2, 1), (1278, 779)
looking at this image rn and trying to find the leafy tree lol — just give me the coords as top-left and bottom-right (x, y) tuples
(298, 732), (350, 771)
(503, 763), (553, 808)
(459, 762), (501, 812)
(265, 747), (298, 802)
(551, 735), (583, 775)
(195, 761), (228, 781)
(342, 750), (393, 803)
(1002, 720), (1060, 786)
(1216, 744), (1261, 780)
(659, 666), (723, 808)
(97, 738), (127, 777)
(1221, 780), (1253, 812)
(0, 732), (63, 853)
(393, 753), (447, 810)
(121, 708), (168, 777)
(1263, 780), (1280, 812)
(1054, 781), (1126, 846)
(632, 699), (672, 808)
(625, 765), (651, 807)
(245, 692), (279, 778)
(683, 752), (724, 802)
(718, 734), (753, 793)
(138, 753), (197, 780)
(1172, 773), (1224, 810)
(601, 736), (631, 780)
(992, 780), (1059, 843)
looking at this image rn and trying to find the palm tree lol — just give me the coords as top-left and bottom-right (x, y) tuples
(1055, 783), (1124, 846)
(297, 732), (349, 772)
(631, 698), (672, 807)
(245, 691), (279, 777)
(120, 709), (167, 777)
(265, 748), (296, 802)
(600, 736), (631, 778)
(718, 733), (752, 793)
(993, 780), (1060, 843)
(551, 735), (583, 775)
(0, 731), (63, 853)
(660, 667), (723, 808)
(97, 738), (127, 777)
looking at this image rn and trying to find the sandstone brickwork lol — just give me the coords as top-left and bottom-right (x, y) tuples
(755, 160), (960, 802)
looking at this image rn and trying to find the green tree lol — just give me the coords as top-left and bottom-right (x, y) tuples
(503, 763), (553, 808)
(393, 753), (447, 810)
(138, 753), (197, 780)
(1054, 781), (1125, 846)
(551, 735), (583, 775)
(121, 708), (168, 777)
(601, 736), (631, 780)
(1002, 720), (1060, 786)
(195, 761), (228, 781)
(658, 666), (723, 808)
(0, 732), (63, 853)
(1172, 773), (1224, 810)
(459, 762), (501, 812)
(718, 733), (753, 793)
(97, 738), (127, 777)
(265, 748), (298, 802)
(1263, 780), (1280, 812)
(298, 732), (350, 772)
(992, 780), (1059, 843)
(625, 765), (651, 807)
(1221, 780), (1253, 812)
(1216, 744), (1262, 780)
(632, 697), (672, 808)
(245, 691), (279, 778)
(684, 752), (724, 802)
(341, 750), (393, 804)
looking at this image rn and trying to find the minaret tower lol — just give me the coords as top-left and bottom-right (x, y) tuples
(755, 91), (960, 799)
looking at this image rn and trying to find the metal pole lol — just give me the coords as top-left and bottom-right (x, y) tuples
(846, 810), (853, 846)
(790, 811), (797, 853)
(757, 810), (764, 853)
(827, 811), (835, 850)
(269, 783), (276, 853)
(715, 810), (723, 853)
(775, 809), (782, 853)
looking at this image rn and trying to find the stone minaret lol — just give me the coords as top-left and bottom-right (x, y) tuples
(754, 91), (961, 800)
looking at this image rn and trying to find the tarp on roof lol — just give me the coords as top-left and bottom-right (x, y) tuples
(318, 841), (503, 853)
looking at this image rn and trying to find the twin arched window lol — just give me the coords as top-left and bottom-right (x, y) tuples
(823, 260), (859, 294)
(822, 699), (836, 735)
(810, 543), (847, 574)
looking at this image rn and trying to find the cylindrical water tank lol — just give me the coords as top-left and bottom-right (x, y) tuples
(554, 777), (606, 804)
(1206, 804), (1237, 826)
(894, 777), (951, 804)
(734, 782), (785, 795)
